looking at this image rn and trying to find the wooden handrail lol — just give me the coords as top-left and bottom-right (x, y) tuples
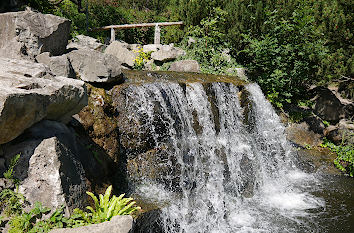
(91, 21), (184, 31)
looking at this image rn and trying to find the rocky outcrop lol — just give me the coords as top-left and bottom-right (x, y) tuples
(168, 60), (200, 73)
(105, 41), (137, 68)
(67, 35), (105, 52)
(68, 48), (123, 83)
(324, 119), (354, 145)
(36, 52), (75, 78)
(0, 8), (70, 59)
(0, 57), (87, 144)
(151, 45), (185, 63)
(49, 215), (133, 233)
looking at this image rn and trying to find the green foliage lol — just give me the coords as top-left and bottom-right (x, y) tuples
(240, 7), (327, 106)
(321, 138), (354, 177)
(180, 8), (240, 75)
(133, 47), (152, 70)
(3, 154), (20, 182)
(0, 189), (25, 217)
(86, 185), (140, 223)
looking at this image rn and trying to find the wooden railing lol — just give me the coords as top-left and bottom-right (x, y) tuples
(91, 21), (184, 44)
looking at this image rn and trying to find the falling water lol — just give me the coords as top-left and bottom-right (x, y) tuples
(119, 79), (329, 232)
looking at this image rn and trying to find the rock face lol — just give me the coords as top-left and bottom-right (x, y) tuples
(68, 48), (123, 83)
(0, 8), (70, 59)
(105, 41), (137, 68)
(0, 57), (87, 144)
(151, 45), (185, 62)
(168, 60), (200, 73)
(67, 35), (105, 52)
(49, 215), (133, 233)
(36, 52), (75, 78)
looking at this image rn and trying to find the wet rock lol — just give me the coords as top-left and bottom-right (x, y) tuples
(0, 8), (70, 59)
(132, 209), (164, 233)
(105, 41), (137, 68)
(49, 215), (133, 233)
(285, 122), (323, 147)
(67, 35), (105, 52)
(168, 60), (200, 73)
(36, 52), (75, 78)
(151, 45), (185, 63)
(67, 48), (123, 83)
(0, 57), (87, 144)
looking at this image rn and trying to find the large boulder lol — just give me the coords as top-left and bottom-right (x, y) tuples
(168, 60), (200, 73)
(49, 215), (133, 233)
(67, 35), (106, 52)
(18, 137), (88, 213)
(0, 57), (87, 144)
(311, 87), (344, 123)
(0, 8), (70, 59)
(150, 45), (185, 63)
(67, 48), (123, 83)
(1, 120), (109, 213)
(36, 52), (75, 78)
(104, 41), (137, 68)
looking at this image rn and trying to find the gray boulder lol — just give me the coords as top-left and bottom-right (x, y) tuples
(0, 8), (70, 59)
(143, 44), (162, 53)
(19, 137), (88, 213)
(36, 52), (75, 78)
(68, 48), (123, 83)
(49, 215), (133, 233)
(0, 57), (87, 144)
(67, 35), (106, 52)
(168, 60), (200, 73)
(105, 41), (137, 68)
(151, 45), (185, 63)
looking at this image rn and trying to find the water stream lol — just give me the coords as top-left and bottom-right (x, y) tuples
(118, 78), (353, 233)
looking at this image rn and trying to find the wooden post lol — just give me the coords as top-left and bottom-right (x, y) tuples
(110, 28), (115, 43)
(154, 23), (161, 44)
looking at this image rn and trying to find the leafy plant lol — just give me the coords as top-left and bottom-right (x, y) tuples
(86, 185), (140, 223)
(0, 189), (25, 217)
(321, 138), (354, 177)
(4, 154), (20, 183)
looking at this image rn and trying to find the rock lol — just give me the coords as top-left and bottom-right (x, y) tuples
(36, 52), (75, 78)
(324, 119), (354, 145)
(143, 44), (162, 53)
(49, 215), (133, 233)
(67, 48), (123, 83)
(132, 209), (164, 233)
(168, 60), (200, 73)
(10, 137), (88, 213)
(338, 78), (354, 101)
(67, 35), (106, 52)
(286, 122), (323, 147)
(311, 87), (344, 123)
(187, 37), (196, 46)
(105, 41), (137, 68)
(0, 178), (15, 192)
(0, 8), (70, 59)
(0, 57), (87, 144)
(151, 45), (185, 63)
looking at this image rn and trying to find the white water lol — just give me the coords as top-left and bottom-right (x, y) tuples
(124, 82), (325, 232)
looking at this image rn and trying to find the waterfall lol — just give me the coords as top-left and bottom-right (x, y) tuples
(117, 79), (325, 233)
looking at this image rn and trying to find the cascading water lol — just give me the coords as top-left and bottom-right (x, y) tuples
(115, 75), (344, 233)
